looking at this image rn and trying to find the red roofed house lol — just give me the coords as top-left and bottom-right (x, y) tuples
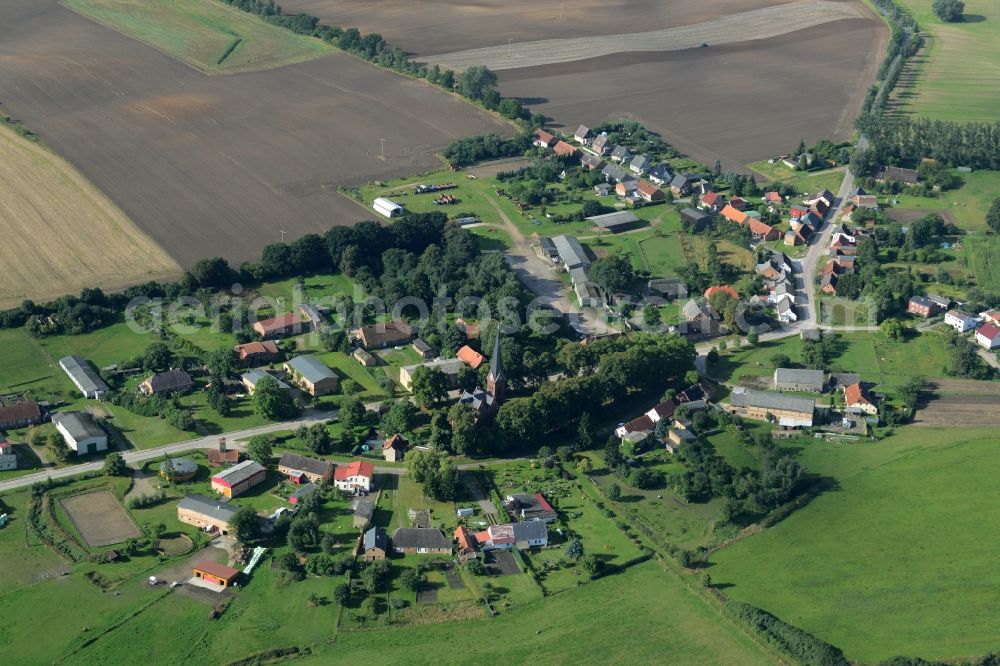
(843, 383), (878, 415)
(700, 191), (724, 211)
(333, 460), (374, 493)
(475, 523), (515, 550)
(721, 204), (748, 225)
(764, 191), (782, 204)
(252, 314), (302, 339)
(553, 140), (577, 157)
(383, 433), (408, 463)
(456, 345), (486, 369)
(704, 285), (739, 301)
(636, 180), (665, 203)
(790, 206), (808, 221)
(533, 129), (555, 148)
(976, 322), (1000, 350)
(192, 561), (240, 588)
(748, 219), (780, 241)
(235, 341), (281, 366)
(455, 525), (479, 562)
(985, 311), (1000, 325)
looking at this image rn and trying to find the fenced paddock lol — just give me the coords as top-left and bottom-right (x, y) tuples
(60, 491), (139, 548)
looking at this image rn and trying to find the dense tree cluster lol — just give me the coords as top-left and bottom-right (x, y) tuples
(932, 0), (965, 22)
(442, 133), (534, 167)
(856, 115), (1000, 172)
(731, 603), (849, 666)
(406, 449), (460, 500)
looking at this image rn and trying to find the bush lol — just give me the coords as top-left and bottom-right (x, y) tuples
(730, 602), (848, 666)
(932, 0), (964, 22)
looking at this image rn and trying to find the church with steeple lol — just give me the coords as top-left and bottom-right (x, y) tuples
(458, 329), (505, 422)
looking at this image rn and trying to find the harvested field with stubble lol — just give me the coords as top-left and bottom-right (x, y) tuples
(0, 124), (181, 309)
(0, 0), (511, 269)
(60, 490), (139, 548)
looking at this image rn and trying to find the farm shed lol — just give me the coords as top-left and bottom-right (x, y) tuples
(283, 355), (340, 396)
(211, 460), (267, 498)
(52, 411), (107, 456)
(59, 355), (109, 400)
(192, 561), (240, 588)
(373, 197), (404, 218)
(177, 494), (238, 534)
(586, 210), (641, 232)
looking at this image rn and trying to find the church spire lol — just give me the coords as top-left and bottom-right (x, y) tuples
(488, 327), (503, 384)
(486, 326), (505, 408)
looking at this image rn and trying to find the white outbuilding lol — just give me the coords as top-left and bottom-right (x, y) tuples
(373, 197), (404, 218)
(52, 411), (108, 456)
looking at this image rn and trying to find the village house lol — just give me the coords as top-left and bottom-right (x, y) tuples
(774, 368), (825, 392)
(59, 355), (109, 400)
(0, 438), (17, 471)
(53, 411), (107, 456)
(615, 179), (638, 197)
(298, 303), (326, 332)
(648, 164), (672, 186)
(666, 427), (697, 452)
(457, 345), (484, 369)
(253, 314), (303, 339)
(629, 155), (650, 175)
(363, 526), (388, 561)
(721, 204), (748, 225)
(289, 483), (318, 506)
(777, 298), (798, 323)
(877, 166), (920, 186)
(757, 251), (794, 280)
(591, 133), (612, 155)
(699, 191), (724, 212)
(727, 388), (816, 428)
(235, 341), (281, 366)
(785, 227), (810, 247)
(399, 357), (465, 391)
(749, 219), (780, 241)
(636, 180), (664, 203)
(926, 295), (952, 311)
(908, 295), (940, 318)
(615, 401), (676, 440)
(283, 355), (340, 396)
(455, 525), (480, 562)
(580, 153), (604, 171)
(976, 322), (1000, 350)
(333, 460), (374, 493)
(475, 521), (547, 550)
(411, 338), (437, 360)
(574, 125), (591, 144)
(805, 189), (835, 209)
(177, 494), (238, 535)
(849, 187), (878, 209)
(140, 369), (194, 396)
(240, 369), (290, 395)
(0, 400), (42, 430)
(844, 383), (878, 415)
(383, 433), (407, 462)
(610, 145), (632, 163)
(670, 173), (693, 196)
(211, 460), (267, 498)
(601, 163), (628, 184)
(505, 493), (557, 523)
(355, 320), (414, 351)
(553, 140), (576, 157)
(533, 128), (555, 148)
(391, 528), (452, 555)
(820, 273), (838, 295)
(192, 561), (240, 588)
(278, 452), (334, 485)
(944, 309), (978, 333)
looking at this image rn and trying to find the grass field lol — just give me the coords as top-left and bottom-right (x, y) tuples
(891, 0), (1000, 121)
(0, 124), (180, 310)
(710, 426), (1000, 662)
(63, 0), (334, 74)
(889, 170), (1000, 233)
(747, 161), (846, 196)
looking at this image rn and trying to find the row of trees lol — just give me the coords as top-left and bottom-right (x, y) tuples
(856, 115), (1000, 172)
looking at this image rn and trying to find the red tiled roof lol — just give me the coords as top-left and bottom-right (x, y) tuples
(704, 285), (739, 301)
(384, 433), (408, 451)
(254, 314), (301, 334)
(844, 383), (871, 407)
(765, 191), (781, 202)
(721, 204), (748, 225)
(457, 345), (485, 369)
(701, 191), (721, 205)
(193, 560), (240, 581)
(207, 448), (240, 465)
(534, 129), (554, 145)
(334, 460), (373, 481)
(455, 526), (476, 551)
(978, 322), (1000, 340)
(622, 414), (654, 433)
(553, 140), (577, 156)
(533, 493), (554, 513)
(748, 219), (776, 237)
(474, 530), (491, 544)
(637, 180), (661, 197)
(236, 341), (279, 356)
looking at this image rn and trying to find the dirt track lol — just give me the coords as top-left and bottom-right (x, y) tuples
(429, 0), (864, 71)
(0, 0), (511, 268)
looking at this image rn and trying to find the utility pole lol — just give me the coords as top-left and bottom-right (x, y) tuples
(559, 3), (564, 20)
(279, 229), (286, 243)
(508, 39), (512, 58)
(378, 138), (386, 160)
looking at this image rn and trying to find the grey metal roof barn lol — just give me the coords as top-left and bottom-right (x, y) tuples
(59, 355), (109, 399)
(391, 528), (451, 551)
(586, 210), (640, 231)
(177, 494), (238, 523)
(730, 389), (816, 415)
(212, 459), (266, 486)
(284, 355), (337, 385)
(552, 234), (590, 269)
(52, 411), (105, 441)
(290, 483), (318, 503)
(278, 452), (333, 478)
(241, 369), (290, 390)
(774, 368), (825, 391)
(364, 526), (388, 552)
